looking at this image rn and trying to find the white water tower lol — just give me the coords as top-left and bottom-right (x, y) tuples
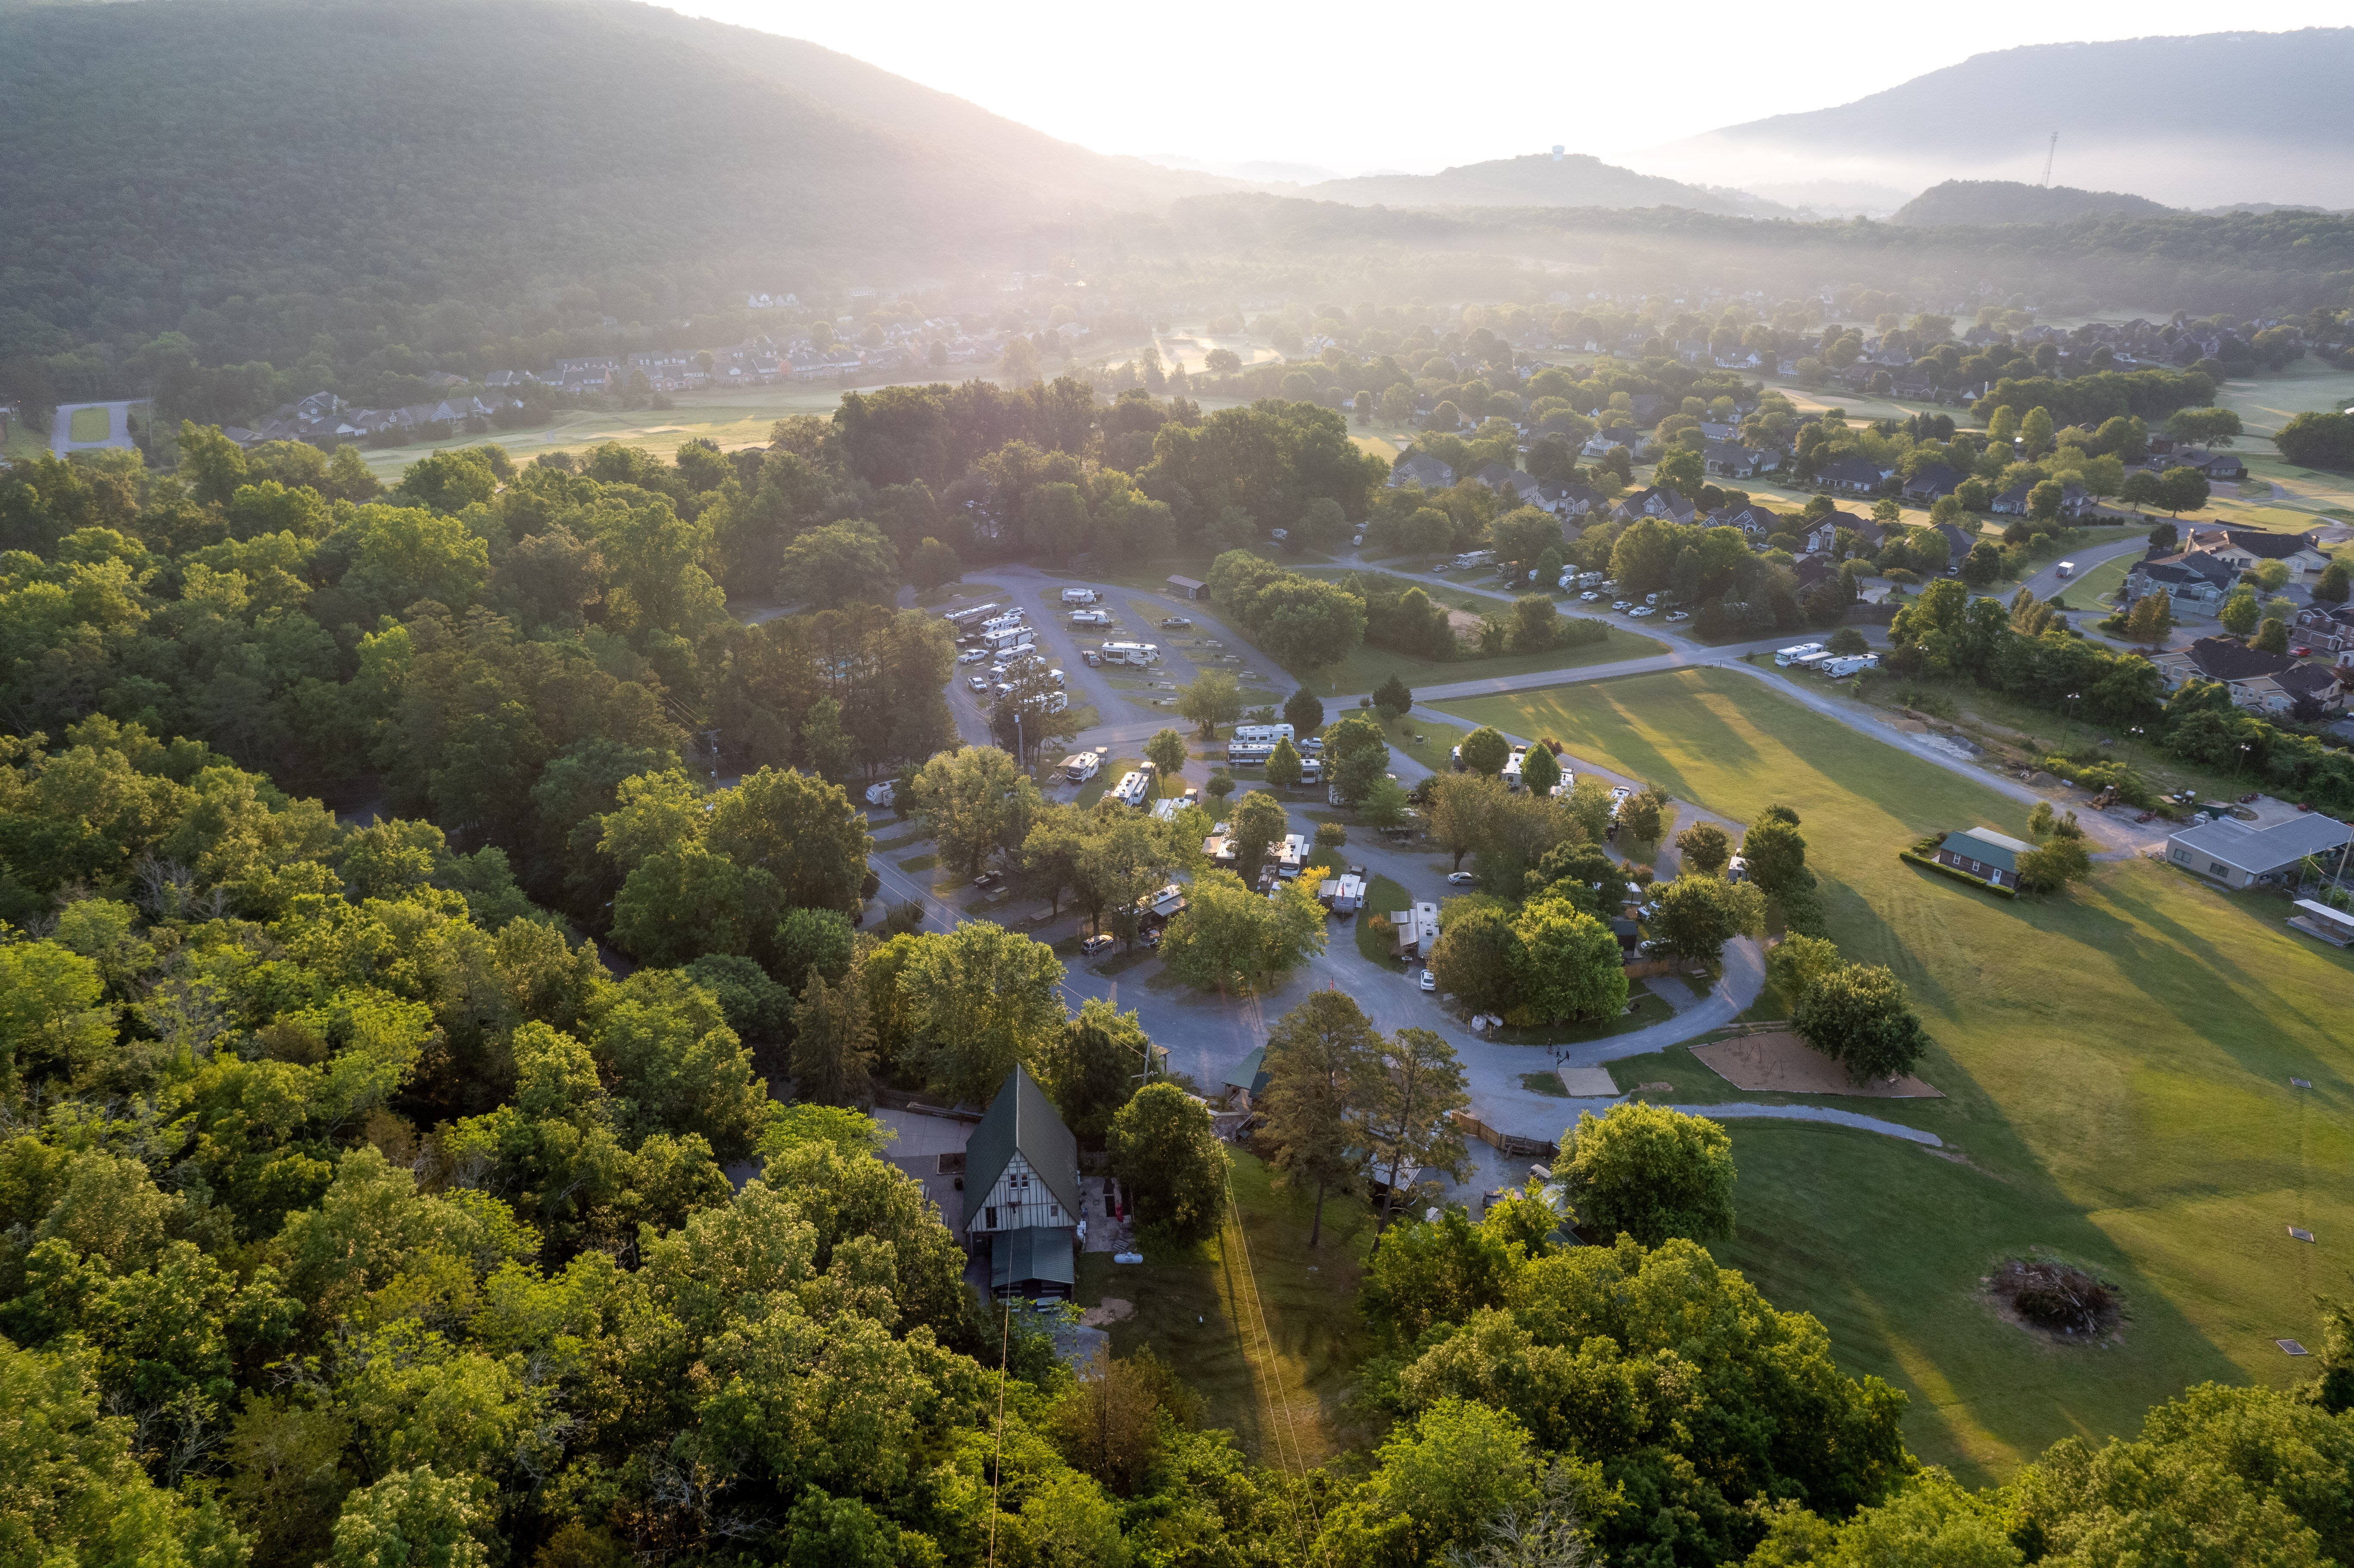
(1551, 145), (1564, 161)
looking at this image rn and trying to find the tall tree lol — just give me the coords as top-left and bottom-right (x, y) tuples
(897, 921), (1065, 1105)
(1362, 1027), (1470, 1239)
(1259, 992), (1379, 1246)
(908, 746), (1040, 879)
(1283, 687), (1325, 735)
(1108, 1082), (1228, 1242)
(1563, 1103), (1736, 1246)
(790, 959), (876, 1108)
(1792, 962), (1931, 1086)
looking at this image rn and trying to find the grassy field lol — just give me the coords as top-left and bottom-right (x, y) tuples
(1074, 1149), (1374, 1465)
(1438, 668), (2354, 1483)
(67, 406), (112, 443)
(2058, 553), (2135, 611)
(358, 381), (865, 477)
(1307, 627), (1665, 702)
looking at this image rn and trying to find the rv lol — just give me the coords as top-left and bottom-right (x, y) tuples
(1099, 641), (1159, 666)
(1275, 833), (1311, 878)
(943, 602), (1002, 628)
(1298, 757), (1324, 784)
(1501, 752), (1525, 791)
(982, 626), (1035, 653)
(1452, 549), (1497, 569)
(1822, 654), (1879, 679)
(1109, 771), (1152, 809)
(1069, 609), (1111, 627)
(1227, 744), (1273, 767)
(1791, 650), (1832, 670)
(1774, 642), (1825, 667)
(1318, 872), (1366, 915)
(1060, 587), (1101, 605)
(1231, 724), (1295, 746)
(1061, 752), (1102, 784)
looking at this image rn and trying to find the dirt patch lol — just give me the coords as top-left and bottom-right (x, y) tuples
(1691, 1031), (1943, 1098)
(1556, 1067), (1619, 1097)
(1980, 1258), (2124, 1346)
(1079, 1298), (1135, 1328)
(1890, 718), (1930, 734)
(1446, 607), (1487, 644)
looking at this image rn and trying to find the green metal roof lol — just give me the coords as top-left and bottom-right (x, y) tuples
(1940, 828), (2034, 874)
(990, 1226), (1075, 1291)
(964, 1064), (1080, 1223)
(1222, 1045), (1268, 1095)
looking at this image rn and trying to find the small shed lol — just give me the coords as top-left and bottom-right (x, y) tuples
(1221, 1045), (1271, 1110)
(1933, 828), (2032, 890)
(1166, 575), (1208, 600)
(2289, 898), (2354, 947)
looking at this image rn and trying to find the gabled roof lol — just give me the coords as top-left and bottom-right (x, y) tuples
(2186, 527), (2314, 560)
(1903, 463), (1965, 495)
(2184, 635), (2299, 683)
(1222, 1045), (1270, 1096)
(1818, 456), (1890, 485)
(1941, 827), (2033, 873)
(965, 1064), (1080, 1221)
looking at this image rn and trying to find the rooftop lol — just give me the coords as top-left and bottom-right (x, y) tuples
(2168, 813), (2350, 874)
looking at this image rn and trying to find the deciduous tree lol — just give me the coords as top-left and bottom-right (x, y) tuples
(1563, 1103), (1735, 1246)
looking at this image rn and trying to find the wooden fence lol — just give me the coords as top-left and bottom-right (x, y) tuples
(1452, 1109), (1558, 1159)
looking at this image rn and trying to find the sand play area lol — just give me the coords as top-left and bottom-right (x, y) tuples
(1691, 1031), (1943, 1098)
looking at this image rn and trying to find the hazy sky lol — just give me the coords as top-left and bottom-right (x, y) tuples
(658, 3), (2347, 177)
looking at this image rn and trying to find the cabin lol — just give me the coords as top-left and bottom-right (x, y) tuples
(965, 1065), (1083, 1299)
(1931, 828), (2033, 891)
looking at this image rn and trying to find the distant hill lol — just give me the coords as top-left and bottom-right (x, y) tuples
(0, 0), (1213, 384)
(1896, 180), (2175, 227)
(1634, 28), (2354, 210)
(579, 1), (1231, 212)
(1298, 154), (1786, 218)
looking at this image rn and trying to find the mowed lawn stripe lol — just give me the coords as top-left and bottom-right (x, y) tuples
(1440, 668), (2354, 1483)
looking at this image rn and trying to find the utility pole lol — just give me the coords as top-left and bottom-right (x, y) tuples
(2042, 132), (2058, 188)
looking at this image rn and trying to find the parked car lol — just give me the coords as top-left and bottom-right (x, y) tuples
(1082, 651), (1102, 666)
(1081, 933), (1116, 956)
(967, 675), (990, 692)
(1160, 616), (1193, 628)
(972, 871), (1002, 890)
(1579, 591), (1601, 601)
(1665, 609), (1690, 622)
(1630, 605), (1656, 618)
(1418, 969), (1437, 993)
(1446, 870), (1476, 885)
(957, 649), (988, 664)
(1611, 600), (1632, 611)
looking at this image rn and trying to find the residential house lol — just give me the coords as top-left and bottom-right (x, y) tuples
(2292, 604), (2354, 654)
(1697, 420), (1740, 443)
(1992, 480), (2092, 520)
(2165, 813), (2351, 890)
(1934, 521), (1978, 566)
(1708, 501), (1786, 541)
(1581, 429), (1638, 460)
(1612, 486), (1698, 525)
(1537, 479), (1603, 520)
(1474, 462), (1559, 513)
(2183, 526), (2334, 576)
(2125, 551), (2236, 609)
(1901, 463), (1965, 504)
(2167, 448), (2249, 482)
(964, 1065), (1082, 1299)
(1816, 456), (1893, 495)
(1703, 441), (1781, 479)
(2146, 636), (2345, 715)
(1803, 510), (1880, 556)
(1931, 827), (2033, 890)
(1166, 575), (1208, 600)
(1627, 395), (1665, 425)
(1390, 453), (1457, 489)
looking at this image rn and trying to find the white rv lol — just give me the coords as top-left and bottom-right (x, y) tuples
(1060, 587), (1101, 605)
(1110, 771), (1152, 808)
(1099, 641), (1159, 666)
(1822, 654), (1879, 679)
(1774, 642), (1825, 667)
(1231, 724), (1295, 746)
(1061, 752), (1102, 784)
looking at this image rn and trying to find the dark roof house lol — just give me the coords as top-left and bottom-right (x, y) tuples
(1901, 463), (1965, 503)
(1817, 456), (1893, 495)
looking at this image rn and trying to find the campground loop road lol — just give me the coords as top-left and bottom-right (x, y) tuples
(863, 548), (2179, 1152)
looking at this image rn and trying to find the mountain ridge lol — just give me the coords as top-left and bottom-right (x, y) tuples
(1635, 28), (2354, 210)
(1298, 153), (1790, 218)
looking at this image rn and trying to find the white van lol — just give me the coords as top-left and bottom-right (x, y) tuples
(1231, 723), (1295, 746)
(1060, 587), (1100, 605)
(1774, 642), (1825, 667)
(2056, 561), (2076, 579)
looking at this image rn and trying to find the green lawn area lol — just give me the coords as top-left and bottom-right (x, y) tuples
(1302, 626), (1665, 702)
(67, 405), (112, 443)
(3, 414), (47, 461)
(1438, 667), (2354, 1484)
(2059, 553), (2135, 610)
(1074, 1149), (1373, 1464)
(1354, 874), (1411, 969)
(1487, 983), (1676, 1045)
(362, 380), (869, 477)
(1375, 713), (1470, 776)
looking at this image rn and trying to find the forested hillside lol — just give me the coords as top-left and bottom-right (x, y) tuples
(1896, 180), (2176, 227)
(1300, 154), (1778, 217)
(0, 0), (1068, 408)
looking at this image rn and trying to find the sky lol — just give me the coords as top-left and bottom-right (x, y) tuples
(656, 2), (2350, 178)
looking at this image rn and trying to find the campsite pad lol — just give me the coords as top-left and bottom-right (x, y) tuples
(1557, 1067), (1622, 1097)
(1692, 1031), (1943, 1098)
